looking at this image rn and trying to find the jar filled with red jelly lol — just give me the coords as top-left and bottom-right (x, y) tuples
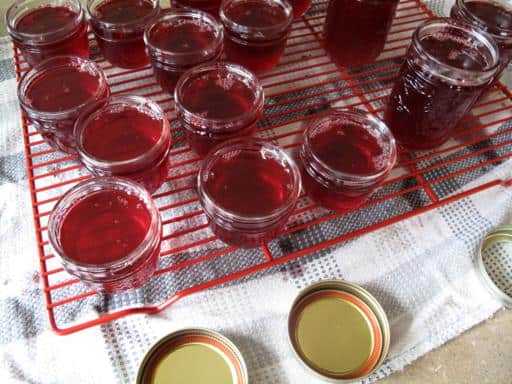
(385, 18), (500, 151)
(6, 0), (89, 67)
(18, 55), (109, 154)
(75, 95), (171, 193)
(174, 62), (264, 156)
(323, 0), (399, 68)
(144, 10), (223, 94)
(451, 0), (512, 82)
(198, 138), (301, 248)
(300, 109), (397, 212)
(88, 0), (160, 68)
(172, 0), (222, 17)
(48, 177), (162, 293)
(220, 0), (293, 72)
(289, 0), (311, 18)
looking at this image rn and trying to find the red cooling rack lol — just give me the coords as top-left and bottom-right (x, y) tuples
(13, 0), (512, 335)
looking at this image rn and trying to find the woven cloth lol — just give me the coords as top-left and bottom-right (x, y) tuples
(2, 0), (512, 383)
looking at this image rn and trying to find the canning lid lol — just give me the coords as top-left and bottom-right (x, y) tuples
(137, 328), (248, 384)
(288, 280), (390, 382)
(477, 225), (512, 307)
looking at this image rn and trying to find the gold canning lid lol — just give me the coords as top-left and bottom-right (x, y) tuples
(477, 225), (512, 307)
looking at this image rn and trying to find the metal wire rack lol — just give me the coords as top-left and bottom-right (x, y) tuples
(13, 0), (512, 335)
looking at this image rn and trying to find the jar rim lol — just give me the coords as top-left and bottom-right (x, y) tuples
(18, 55), (109, 119)
(74, 95), (171, 172)
(6, 0), (84, 45)
(455, 0), (512, 38)
(174, 61), (264, 128)
(198, 137), (301, 224)
(220, 0), (293, 38)
(87, 0), (160, 30)
(48, 176), (161, 272)
(302, 108), (397, 183)
(144, 9), (224, 66)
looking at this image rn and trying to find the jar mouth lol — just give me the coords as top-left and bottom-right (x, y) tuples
(220, 0), (293, 39)
(198, 137), (301, 224)
(412, 18), (501, 85)
(75, 95), (171, 172)
(302, 109), (397, 183)
(144, 10), (224, 66)
(18, 55), (109, 119)
(457, 0), (512, 38)
(48, 176), (161, 272)
(174, 62), (265, 129)
(87, 0), (160, 30)
(6, 0), (84, 45)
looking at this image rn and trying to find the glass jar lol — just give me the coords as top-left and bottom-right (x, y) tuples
(451, 0), (512, 82)
(220, 0), (293, 72)
(88, 0), (160, 68)
(75, 95), (172, 193)
(198, 138), (301, 248)
(289, 0), (312, 18)
(144, 10), (223, 93)
(300, 109), (397, 211)
(172, 0), (222, 17)
(175, 62), (264, 156)
(385, 18), (500, 150)
(323, 0), (399, 68)
(48, 177), (162, 294)
(6, 0), (89, 67)
(18, 55), (110, 154)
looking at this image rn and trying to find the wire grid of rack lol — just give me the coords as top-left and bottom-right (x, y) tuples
(13, 0), (512, 335)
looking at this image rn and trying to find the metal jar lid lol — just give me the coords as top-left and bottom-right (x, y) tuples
(137, 328), (248, 384)
(288, 280), (390, 383)
(477, 225), (512, 307)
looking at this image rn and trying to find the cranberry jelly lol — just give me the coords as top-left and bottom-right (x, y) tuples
(289, 0), (312, 18)
(48, 177), (162, 293)
(451, 0), (512, 81)
(144, 10), (223, 93)
(220, 0), (293, 72)
(172, 0), (222, 17)
(198, 138), (301, 248)
(18, 56), (109, 154)
(385, 19), (500, 150)
(323, 0), (398, 68)
(75, 96), (171, 193)
(7, 0), (89, 67)
(300, 109), (396, 212)
(175, 62), (264, 156)
(88, 0), (160, 68)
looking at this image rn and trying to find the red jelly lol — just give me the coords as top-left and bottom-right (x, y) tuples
(289, 0), (312, 18)
(144, 10), (223, 93)
(7, 0), (89, 67)
(300, 109), (396, 211)
(323, 0), (399, 68)
(385, 19), (500, 150)
(451, 0), (512, 81)
(18, 56), (109, 154)
(175, 62), (264, 156)
(48, 177), (161, 293)
(172, 0), (222, 17)
(88, 0), (160, 68)
(220, 0), (293, 72)
(198, 138), (301, 248)
(75, 96), (172, 193)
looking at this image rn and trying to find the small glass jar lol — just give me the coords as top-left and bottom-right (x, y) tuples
(385, 18), (500, 150)
(323, 0), (399, 68)
(18, 55), (110, 154)
(6, 0), (89, 67)
(300, 109), (397, 212)
(175, 62), (264, 156)
(172, 0), (222, 17)
(198, 138), (301, 248)
(220, 0), (293, 72)
(48, 177), (162, 294)
(75, 95), (172, 193)
(88, 0), (160, 68)
(451, 0), (512, 82)
(144, 10), (223, 94)
(289, 0), (312, 18)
